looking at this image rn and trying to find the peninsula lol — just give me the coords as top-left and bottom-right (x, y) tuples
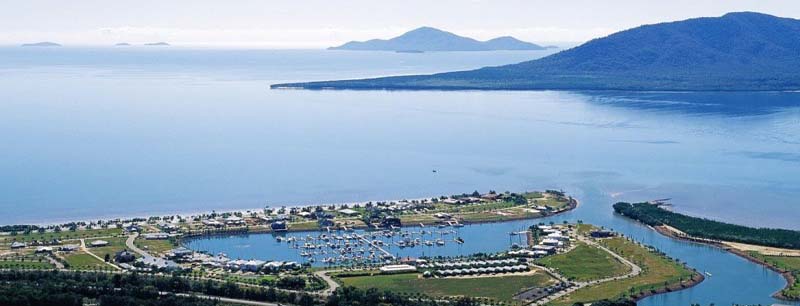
(273, 12), (800, 91)
(614, 201), (800, 300)
(21, 41), (61, 47)
(329, 26), (550, 51)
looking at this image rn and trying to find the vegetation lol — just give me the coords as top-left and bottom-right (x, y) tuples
(748, 252), (800, 299)
(614, 202), (800, 249)
(537, 242), (629, 281)
(338, 272), (555, 303)
(273, 12), (800, 91)
(326, 286), (481, 306)
(550, 237), (696, 306)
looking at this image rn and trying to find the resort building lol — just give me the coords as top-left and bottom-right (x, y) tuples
(10, 241), (27, 249)
(34, 246), (52, 253)
(380, 264), (417, 274)
(142, 232), (170, 240)
(115, 250), (136, 263)
(89, 240), (109, 247)
(338, 208), (359, 216)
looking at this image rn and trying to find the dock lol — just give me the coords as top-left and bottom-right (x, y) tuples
(355, 233), (395, 260)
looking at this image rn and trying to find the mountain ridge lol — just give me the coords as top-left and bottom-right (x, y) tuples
(277, 12), (800, 91)
(329, 26), (548, 51)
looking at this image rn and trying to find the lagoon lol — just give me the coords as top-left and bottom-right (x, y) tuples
(1, 47), (799, 305)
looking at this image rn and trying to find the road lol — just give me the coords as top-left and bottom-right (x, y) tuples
(125, 232), (152, 257)
(532, 235), (642, 305)
(313, 270), (340, 296)
(79, 238), (120, 270)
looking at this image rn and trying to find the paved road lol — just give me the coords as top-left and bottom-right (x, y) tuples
(170, 292), (282, 306)
(125, 233), (152, 257)
(313, 270), (340, 296)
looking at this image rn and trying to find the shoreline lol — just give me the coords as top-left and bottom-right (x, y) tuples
(651, 225), (799, 301)
(179, 197), (579, 242)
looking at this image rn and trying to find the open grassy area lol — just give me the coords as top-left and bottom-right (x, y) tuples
(749, 253), (800, 299)
(63, 252), (109, 270)
(87, 237), (129, 261)
(548, 237), (696, 306)
(0, 255), (55, 270)
(537, 242), (629, 282)
(135, 238), (177, 256)
(1, 228), (123, 244)
(339, 272), (555, 303)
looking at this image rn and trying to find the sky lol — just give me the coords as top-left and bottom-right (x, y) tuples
(2, 0), (800, 48)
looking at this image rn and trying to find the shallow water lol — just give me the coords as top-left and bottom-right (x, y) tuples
(1, 47), (799, 305)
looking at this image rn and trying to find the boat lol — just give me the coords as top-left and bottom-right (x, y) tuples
(436, 239), (445, 246)
(454, 237), (464, 244)
(705, 271), (713, 277)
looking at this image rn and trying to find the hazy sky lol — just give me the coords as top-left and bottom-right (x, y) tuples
(3, 0), (800, 48)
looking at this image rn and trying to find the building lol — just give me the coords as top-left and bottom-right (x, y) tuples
(142, 232), (170, 240)
(380, 264), (417, 274)
(202, 219), (224, 228)
(380, 216), (402, 228)
(34, 246), (52, 253)
(89, 240), (109, 247)
(590, 230), (615, 238)
(338, 208), (359, 216)
(115, 250), (136, 263)
(59, 245), (79, 252)
(137, 255), (181, 271)
(10, 241), (27, 249)
(225, 216), (245, 226)
(167, 247), (193, 259)
(271, 221), (288, 232)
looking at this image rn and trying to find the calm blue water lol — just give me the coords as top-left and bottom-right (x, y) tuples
(1, 47), (799, 305)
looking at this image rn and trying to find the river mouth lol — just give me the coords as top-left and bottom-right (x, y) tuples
(184, 185), (798, 306)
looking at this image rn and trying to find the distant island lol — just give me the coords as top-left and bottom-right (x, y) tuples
(21, 42), (61, 47)
(329, 26), (550, 51)
(115, 43), (131, 46)
(275, 12), (800, 91)
(144, 42), (170, 46)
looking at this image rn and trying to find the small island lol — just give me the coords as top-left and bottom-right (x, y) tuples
(329, 26), (550, 51)
(115, 42), (131, 46)
(144, 42), (170, 46)
(21, 41), (61, 47)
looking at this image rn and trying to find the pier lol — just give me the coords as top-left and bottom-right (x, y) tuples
(355, 233), (395, 260)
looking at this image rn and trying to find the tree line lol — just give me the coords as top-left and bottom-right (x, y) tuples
(614, 202), (800, 249)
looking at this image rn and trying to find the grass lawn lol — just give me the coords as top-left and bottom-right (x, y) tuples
(64, 252), (108, 270)
(537, 242), (629, 281)
(548, 238), (695, 306)
(136, 238), (177, 256)
(339, 272), (555, 303)
(87, 237), (129, 261)
(750, 253), (800, 299)
(0, 258), (55, 270)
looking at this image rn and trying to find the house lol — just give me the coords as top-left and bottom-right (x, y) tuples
(379, 264), (417, 274)
(271, 221), (288, 232)
(380, 216), (402, 228)
(532, 245), (556, 254)
(35, 246), (52, 253)
(202, 219), (224, 227)
(115, 250), (136, 263)
(338, 208), (359, 216)
(243, 260), (266, 272)
(142, 233), (169, 240)
(89, 240), (109, 247)
(481, 193), (500, 201)
(59, 244), (79, 252)
(167, 247), (193, 259)
(590, 230), (615, 238)
(225, 216), (245, 226)
(10, 241), (27, 249)
(137, 255), (181, 271)
(541, 238), (562, 246)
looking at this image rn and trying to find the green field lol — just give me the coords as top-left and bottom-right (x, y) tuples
(87, 237), (129, 261)
(339, 272), (555, 303)
(537, 242), (629, 281)
(64, 252), (109, 270)
(0, 259), (54, 270)
(549, 237), (696, 306)
(749, 253), (800, 299)
(135, 238), (177, 256)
